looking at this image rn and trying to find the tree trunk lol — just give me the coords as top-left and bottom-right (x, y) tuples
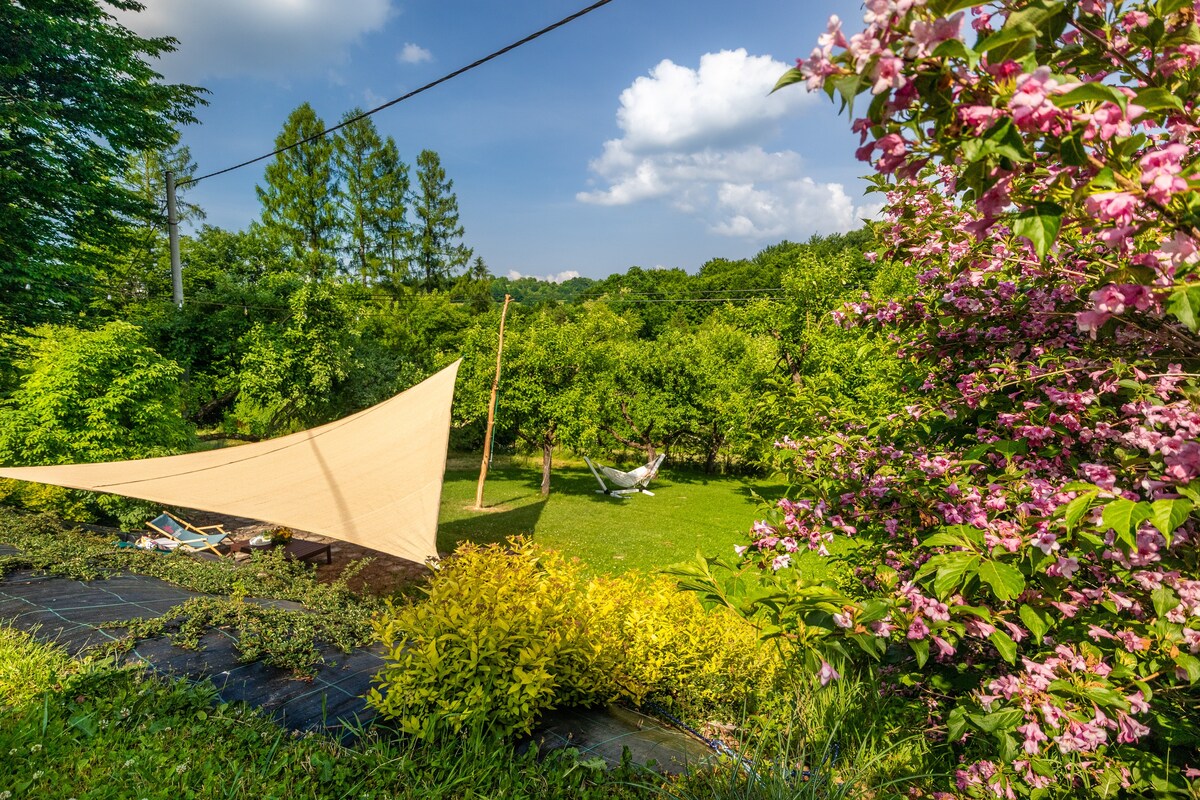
(646, 443), (657, 463)
(541, 441), (553, 496)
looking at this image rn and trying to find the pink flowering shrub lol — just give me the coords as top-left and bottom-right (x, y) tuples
(672, 1), (1200, 796)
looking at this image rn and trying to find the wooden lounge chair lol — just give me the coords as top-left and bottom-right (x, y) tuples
(146, 512), (229, 556)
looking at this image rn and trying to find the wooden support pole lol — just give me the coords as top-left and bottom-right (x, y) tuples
(474, 294), (512, 510)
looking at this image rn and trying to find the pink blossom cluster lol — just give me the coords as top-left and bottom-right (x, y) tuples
(741, 2), (1200, 793)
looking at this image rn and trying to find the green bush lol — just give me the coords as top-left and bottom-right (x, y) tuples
(588, 571), (787, 718)
(369, 539), (623, 738)
(368, 538), (792, 739)
(0, 322), (192, 525)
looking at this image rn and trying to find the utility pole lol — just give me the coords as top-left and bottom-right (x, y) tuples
(166, 170), (182, 308)
(474, 294), (512, 510)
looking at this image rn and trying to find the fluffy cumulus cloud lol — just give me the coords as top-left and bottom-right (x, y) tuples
(111, 0), (392, 81)
(398, 42), (433, 64)
(506, 269), (581, 284)
(579, 48), (875, 238)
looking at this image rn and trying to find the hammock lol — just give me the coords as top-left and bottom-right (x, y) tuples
(583, 453), (666, 497)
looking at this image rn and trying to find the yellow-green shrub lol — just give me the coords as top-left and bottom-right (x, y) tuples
(368, 538), (791, 739)
(367, 540), (622, 738)
(589, 572), (788, 717)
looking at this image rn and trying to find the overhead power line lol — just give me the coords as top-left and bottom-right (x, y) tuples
(179, 0), (617, 188)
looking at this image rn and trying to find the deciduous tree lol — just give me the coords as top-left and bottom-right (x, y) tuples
(0, 0), (205, 327)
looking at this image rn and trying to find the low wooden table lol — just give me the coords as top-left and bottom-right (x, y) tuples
(228, 538), (332, 564)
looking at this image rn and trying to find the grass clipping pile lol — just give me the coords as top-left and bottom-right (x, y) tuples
(369, 538), (785, 739)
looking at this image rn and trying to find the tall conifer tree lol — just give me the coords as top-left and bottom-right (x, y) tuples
(333, 110), (409, 284)
(412, 149), (471, 291)
(256, 103), (340, 278)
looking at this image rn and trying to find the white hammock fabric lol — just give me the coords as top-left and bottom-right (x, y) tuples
(584, 453), (666, 497)
(0, 361), (461, 564)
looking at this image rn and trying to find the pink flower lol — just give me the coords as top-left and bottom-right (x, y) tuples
(1009, 67), (1066, 132)
(908, 617), (930, 640)
(1116, 712), (1151, 743)
(1017, 721), (1048, 754)
(1080, 463), (1116, 490)
(818, 659), (841, 686)
(1084, 191), (1140, 226)
(771, 554), (791, 571)
(1140, 143), (1189, 204)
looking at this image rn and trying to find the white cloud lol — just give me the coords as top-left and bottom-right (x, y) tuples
(579, 49), (875, 240)
(110, 0), (393, 81)
(506, 270), (581, 284)
(398, 42), (433, 64)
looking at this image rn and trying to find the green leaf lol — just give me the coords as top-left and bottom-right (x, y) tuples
(1051, 82), (1128, 112)
(1061, 490), (1099, 532)
(992, 439), (1028, 461)
(1133, 86), (1186, 114)
(1148, 498), (1193, 542)
(910, 638), (930, 668)
(931, 38), (981, 68)
(1179, 482), (1200, 505)
(977, 1), (1065, 55)
(1101, 498), (1152, 548)
(990, 628), (1018, 663)
(1012, 203), (1064, 259)
(1019, 604), (1050, 640)
(1167, 287), (1200, 332)
(1097, 768), (1124, 798)
(1173, 654), (1200, 684)
(946, 704), (969, 742)
(924, 525), (984, 548)
(969, 706), (1023, 733)
(933, 552), (981, 599)
(977, 560), (1025, 602)
(930, 0), (991, 14)
(771, 67), (805, 95)
(1152, 586), (1180, 620)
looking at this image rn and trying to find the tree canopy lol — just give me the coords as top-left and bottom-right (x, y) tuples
(0, 0), (205, 327)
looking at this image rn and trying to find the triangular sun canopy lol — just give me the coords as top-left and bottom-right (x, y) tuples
(0, 361), (461, 564)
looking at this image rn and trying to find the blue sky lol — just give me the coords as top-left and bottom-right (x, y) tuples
(115, 0), (874, 281)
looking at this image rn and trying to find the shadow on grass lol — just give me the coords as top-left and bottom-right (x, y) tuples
(437, 498), (548, 551)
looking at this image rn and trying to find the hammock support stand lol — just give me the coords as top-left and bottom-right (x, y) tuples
(583, 453), (666, 498)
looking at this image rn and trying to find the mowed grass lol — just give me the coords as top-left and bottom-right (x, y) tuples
(436, 455), (831, 579)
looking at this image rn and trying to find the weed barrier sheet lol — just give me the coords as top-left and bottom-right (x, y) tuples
(0, 565), (380, 734)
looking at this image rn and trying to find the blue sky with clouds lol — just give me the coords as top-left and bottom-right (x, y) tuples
(115, 0), (873, 282)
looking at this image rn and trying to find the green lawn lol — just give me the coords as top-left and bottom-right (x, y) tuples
(436, 456), (790, 575)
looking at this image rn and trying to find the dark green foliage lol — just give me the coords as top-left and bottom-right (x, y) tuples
(234, 281), (358, 436)
(0, 0), (205, 327)
(256, 103), (340, 278)
(333, 109), (410, 284)
(412, 149), (472, 290)
(489, 274), (597, 305)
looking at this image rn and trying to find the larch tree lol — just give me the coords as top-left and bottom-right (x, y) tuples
(333, 110), (409, 285)
(256, 103), (340, 279)
(411, 149), (471, 291)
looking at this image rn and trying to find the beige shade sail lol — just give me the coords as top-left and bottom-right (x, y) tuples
(0, 361), (461, 564)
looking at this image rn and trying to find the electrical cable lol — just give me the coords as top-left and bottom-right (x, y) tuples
(178, 0), (618, 188)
